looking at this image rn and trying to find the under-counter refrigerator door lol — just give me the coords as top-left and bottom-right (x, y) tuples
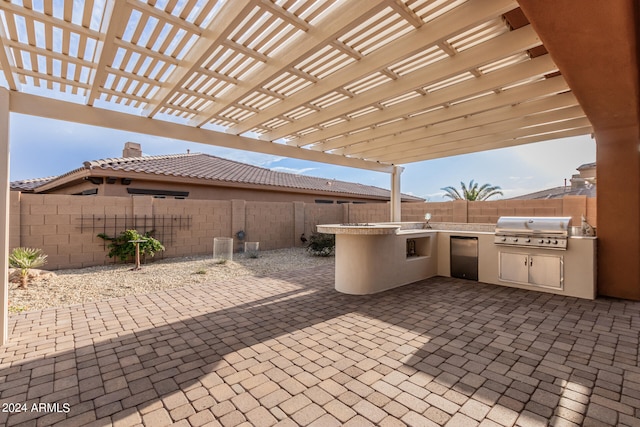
(450, 236), (478, 281)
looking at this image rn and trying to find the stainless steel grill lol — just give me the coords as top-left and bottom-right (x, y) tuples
(494, 217), (572, 250)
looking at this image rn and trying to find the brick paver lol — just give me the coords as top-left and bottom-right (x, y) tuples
(2, 264), (640, 425)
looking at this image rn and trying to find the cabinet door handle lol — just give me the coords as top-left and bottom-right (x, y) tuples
(524, 257), (528, 266)
(530, 258), (533, 267)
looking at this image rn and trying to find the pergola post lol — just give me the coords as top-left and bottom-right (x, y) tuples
(390, 165), (403, 222)
(0, 88), (10, 346)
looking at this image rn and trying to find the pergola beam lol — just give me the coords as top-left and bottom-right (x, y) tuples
(357, 104), (586, 159)
(384, 118), (593, 164)
(9, 92), (394, 173)
(392, 126), (593, 164)
(340, 89), (579, 156)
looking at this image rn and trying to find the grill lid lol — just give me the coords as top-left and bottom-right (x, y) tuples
(495, 216), (572, 236)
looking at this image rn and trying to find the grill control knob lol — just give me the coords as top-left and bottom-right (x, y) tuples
(525, 238), (531, 243)
(513, 238), (518, 242)
(538, 239), (544, 244)
(501, 237), (506, 242)
(546, 239), (551, 244)
(552, 240), (558, 245)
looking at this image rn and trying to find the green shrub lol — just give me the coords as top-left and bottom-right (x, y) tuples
(306, 232), (335, 257)
(9, 247), (47, 289)
(97, 229), (165, 263)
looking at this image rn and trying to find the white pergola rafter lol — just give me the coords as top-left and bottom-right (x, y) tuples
(339, 90), (580, 156)
(356, 104), (587, 160)
(226, 0), (519, 136)
(388, 122), (593, 164)
(297, 29), (552, 151)
(188, 0), (390, 128)
(269, 24), (542, 144)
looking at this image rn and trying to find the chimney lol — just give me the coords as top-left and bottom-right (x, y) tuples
(122, 142), (142, 157)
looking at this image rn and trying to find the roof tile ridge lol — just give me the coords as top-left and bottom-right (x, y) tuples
(200, 152), (274, 171)
(85, 152), (199, 168)
(12, 175), (58, 184)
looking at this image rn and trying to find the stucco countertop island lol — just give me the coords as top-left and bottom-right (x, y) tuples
(316, 222), (440, 295)
(317, 222), (597, 299)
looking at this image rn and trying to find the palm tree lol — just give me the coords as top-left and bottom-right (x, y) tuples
(441, 180), (503, 201)
(9, 247), (48, 289)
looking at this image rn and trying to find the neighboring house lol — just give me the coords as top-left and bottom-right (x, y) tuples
(11, 142), (424, 204)
(509, 162), (596, 200)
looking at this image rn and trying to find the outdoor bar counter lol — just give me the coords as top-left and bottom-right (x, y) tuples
(316, 222), (597, 299)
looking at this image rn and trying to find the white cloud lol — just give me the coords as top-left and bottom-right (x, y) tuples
(271, 167), (317, 175)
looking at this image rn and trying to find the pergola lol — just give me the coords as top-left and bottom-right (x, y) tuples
(0, 0), (638, 345)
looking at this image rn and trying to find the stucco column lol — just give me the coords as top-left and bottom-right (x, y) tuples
(1, 88), (10, 345)
(596, 126), (640, 299)
(390, 166), (403, 222)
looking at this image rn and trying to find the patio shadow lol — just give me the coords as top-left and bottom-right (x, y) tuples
(1, 265), (639, 426)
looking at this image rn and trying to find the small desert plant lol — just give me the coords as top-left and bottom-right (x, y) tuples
(97, 229), (165, 263)
(9, 304), (29, 314)
(306, 233), (335, 257)
(214, 258), (227, 265)
(194, 269), (207, 275)
(9, 247), (48, 289)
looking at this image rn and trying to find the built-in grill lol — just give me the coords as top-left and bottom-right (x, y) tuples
(494, 216), (572, 250)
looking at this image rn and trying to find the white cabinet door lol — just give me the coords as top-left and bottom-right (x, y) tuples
(499, 252), (529, 284)
(529, 254), (563, 288)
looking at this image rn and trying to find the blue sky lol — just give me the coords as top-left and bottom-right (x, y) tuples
(8, 112), (595, 201)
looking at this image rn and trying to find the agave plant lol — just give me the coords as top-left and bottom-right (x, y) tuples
(9, 247), (48, 289)
(441, 180), (503, 201)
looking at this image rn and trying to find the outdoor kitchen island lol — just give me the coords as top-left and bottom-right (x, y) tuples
(317, 221), (597, 299)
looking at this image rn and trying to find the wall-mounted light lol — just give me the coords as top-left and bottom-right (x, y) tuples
(121, 178), (132, 185)
(105, 177), (117, 184)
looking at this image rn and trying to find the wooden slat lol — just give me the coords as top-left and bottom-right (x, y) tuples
(87, 0), (132, 105)
(141, 0), (258, 117)
(188, 0), (388, 127)
(312, 62), (563, 151)
(126, 0), (202, 35)
(260, 0), (309, 31)
(352, 104), (586, 159)
(341, 91), (580, 156)
(0, 1), (102, 39)
(228, 0), (518, 135)
(270, 24), (542, 143)
(386, 124), (593, 164)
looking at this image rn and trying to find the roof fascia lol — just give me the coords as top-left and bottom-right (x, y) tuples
(33, 169), (90, 193)
(84, 169), (401, 201)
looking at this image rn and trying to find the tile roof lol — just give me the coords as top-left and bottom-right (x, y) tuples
(509, 185), (596, 200)
(14, 153), (424, 201)
(10, 176), (57, 191)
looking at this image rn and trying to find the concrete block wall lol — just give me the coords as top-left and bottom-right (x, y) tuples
(244, 201), (294, 251)
(402, 202), (454, 222)
(152, 198), (232, 258)
(348, 203), (389, 223)
(304, 204), (343, 238)
(9, 194), (597, 270)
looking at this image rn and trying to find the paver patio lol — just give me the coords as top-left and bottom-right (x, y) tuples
(1, 264), (639, 427)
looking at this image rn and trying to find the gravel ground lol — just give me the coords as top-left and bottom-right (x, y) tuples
(8, 248), (334, 315)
